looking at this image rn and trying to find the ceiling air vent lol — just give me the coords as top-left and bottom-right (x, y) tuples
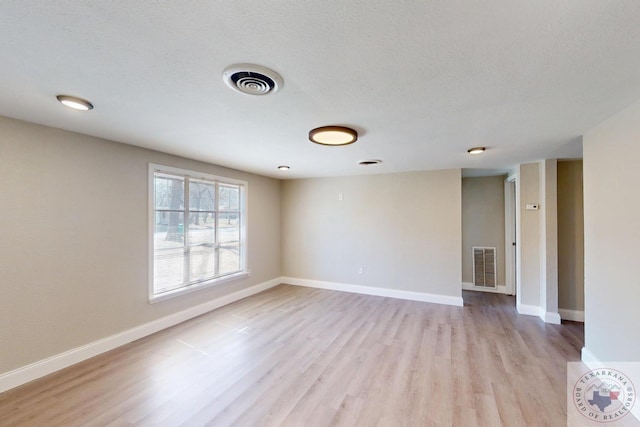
(222, 64), (283, 95)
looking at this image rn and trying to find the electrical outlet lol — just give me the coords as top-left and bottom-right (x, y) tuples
(358, 267), (364, 275)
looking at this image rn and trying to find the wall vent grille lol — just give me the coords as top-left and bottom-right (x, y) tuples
(472, 247), (497, 288)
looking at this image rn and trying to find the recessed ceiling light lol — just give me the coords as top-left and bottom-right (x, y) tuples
(467, 147), (486, 155)
(358, 159), (382, 166)
(309, 126), (358, 146)
(56, 95), (93, 111)
(277, 165), (290, 171)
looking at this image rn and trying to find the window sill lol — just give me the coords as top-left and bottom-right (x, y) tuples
(149, 271), (250, 304)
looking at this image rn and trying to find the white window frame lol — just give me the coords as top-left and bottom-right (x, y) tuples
(148, 164), (249, 303)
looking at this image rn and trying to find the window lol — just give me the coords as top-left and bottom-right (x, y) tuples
(149, 164), (247, 301)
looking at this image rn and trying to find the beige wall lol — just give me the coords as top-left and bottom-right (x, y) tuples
(0, 116), (281, 374)
(540, 159), (559, 320)
(583, 99), (640, 362)
(557, 160), (584, 311)
(281, 170), (462, 298)
(517, 163), (541, 309)
(461, 176), (506, 286)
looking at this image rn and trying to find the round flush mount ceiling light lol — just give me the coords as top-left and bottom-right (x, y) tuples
(309, 126), (358, 146)
(56, 95), (93, 111)
(358, 159), (382, 166)
(223, 64), (283, 96)
(277, 165), (290, 171)
(467, 146), (486, 155)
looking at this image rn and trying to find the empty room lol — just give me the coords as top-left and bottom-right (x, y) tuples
(1, 2), (639, 426)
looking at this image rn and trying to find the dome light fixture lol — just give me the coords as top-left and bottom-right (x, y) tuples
(467, 146), (486, 155)
(309, 126), (357, 146)
(56, 95), (94, 111)
(277, 165), (290, 171)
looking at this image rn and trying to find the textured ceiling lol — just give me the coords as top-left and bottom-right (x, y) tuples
(1, 1), (640, 179)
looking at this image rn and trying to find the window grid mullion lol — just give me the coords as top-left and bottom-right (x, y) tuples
(214, 182), (220, 277)
(183, 177), (191, 285)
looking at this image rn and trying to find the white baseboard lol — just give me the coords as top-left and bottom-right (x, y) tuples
(462, 282), (507, 294)
(516, 303), (542, 317)
(543, 311), (561, 325)
(517, 304), (561, 324)
(283, 277), (464, 307)
(581, 347), (600, 365)
(558, 308), (584, 322)
(0, 277), (282, 394)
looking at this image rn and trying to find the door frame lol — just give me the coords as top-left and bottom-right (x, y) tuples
(504, 174), (517, 296)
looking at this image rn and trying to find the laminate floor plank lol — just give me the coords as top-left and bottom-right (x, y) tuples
(0, 285), (589, 427)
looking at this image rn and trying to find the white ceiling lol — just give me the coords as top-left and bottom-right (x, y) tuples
(1, 1), (640, 179)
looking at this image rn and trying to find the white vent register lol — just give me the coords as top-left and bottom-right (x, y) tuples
(472, 247), (497, 288)
(222, 63), (283, 96)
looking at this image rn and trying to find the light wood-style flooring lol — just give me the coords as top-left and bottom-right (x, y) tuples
(0, 285), (586, 426)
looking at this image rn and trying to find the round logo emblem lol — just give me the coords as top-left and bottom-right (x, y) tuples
(573, 368), (636, 423)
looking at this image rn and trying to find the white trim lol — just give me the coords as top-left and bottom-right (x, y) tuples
(0, 277), (282, 394)
(581, 347), (600, 365)
(558, 308), (584, 322)
(148, 164), (155, 303)
(462, 282), (507, 294)
(504, 178), (516, 296)
(283, 277), (464, 307)
(149, 163), (248, 186)
(516, 303), (542, 317)
(466, 282), (562, 324)
(149, 271), (251, 303)
(543, 311), (561, 325)
(516, 303), (562, 324)
(515, 167), (523, 309)
(148, 163), (249, 302)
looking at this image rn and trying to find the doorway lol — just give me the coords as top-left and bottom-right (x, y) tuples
(461, 173), (510, 296)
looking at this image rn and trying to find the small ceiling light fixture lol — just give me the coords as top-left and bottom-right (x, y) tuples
(358, 159), (382, 166)
(309, 126), (358, 146)
(56, 95), (94, 111)
(467, 146), (486, 155)
(277, 165), (290, 171)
